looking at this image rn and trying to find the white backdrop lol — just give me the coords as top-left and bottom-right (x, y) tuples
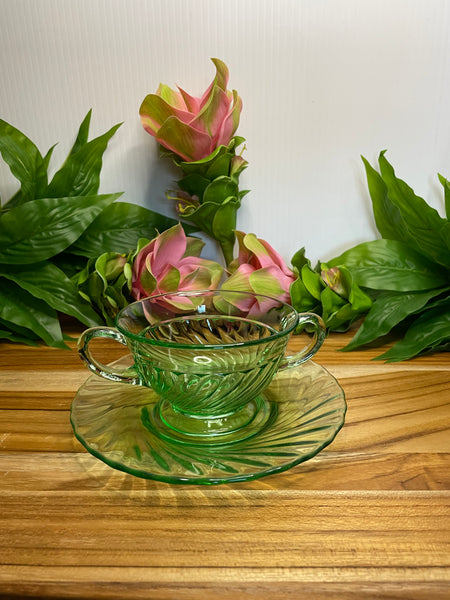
(1, 0), (450, 264)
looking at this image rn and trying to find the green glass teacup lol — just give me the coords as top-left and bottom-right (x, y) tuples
(78, 290), (325, 440)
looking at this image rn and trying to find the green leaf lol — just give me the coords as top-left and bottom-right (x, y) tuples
(0, 278), (68, 348)
(362, 155), (403, 243)
(0, 316), (40, 345)
(343, 287), (450, 351)
(70, 202), (186, 257)
(377, 153), (450, 267)
(45, 122), (121, 198)
(51, 252), (89, 279)
(69, 110), (92, 156)
(0, 261), (103, 327)
(0, 329), (39, 345)
(0, 119), (49, 205)
(0, 193), (121, 264)
(438, 174), (450, 220)
(375, 299), (450, 362)
(328, 239), (448, 291)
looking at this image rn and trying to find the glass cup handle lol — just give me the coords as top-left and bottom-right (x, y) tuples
(279, 313), (326, 370)
(77, 326), (141, 385)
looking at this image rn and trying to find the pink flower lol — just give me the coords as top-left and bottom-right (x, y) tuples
(221, 232), (296, 313)
(139, 58), (242, 162)
(131, 224), (223, 309)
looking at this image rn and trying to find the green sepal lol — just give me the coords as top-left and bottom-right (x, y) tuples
(291, 247), (311, 272)
(177, 173), (211, 197)
(300, 264), (324, 300)
(178, 195), (240, 266)
(290, 281), (319, 313)
(174, 137), (246, 177)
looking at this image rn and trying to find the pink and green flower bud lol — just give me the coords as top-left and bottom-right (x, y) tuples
(140, 58), (242, 162)
(321, 266), (347, 297)
(167, 191), (201, 218)
(222, 232), (296, 312)
(131, 223), (224, 302)
(229, 153), (248, 180)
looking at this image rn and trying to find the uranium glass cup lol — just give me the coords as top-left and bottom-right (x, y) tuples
(78, 290), (325, 428)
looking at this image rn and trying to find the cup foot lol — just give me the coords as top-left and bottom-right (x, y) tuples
(149, 396), (274, 445)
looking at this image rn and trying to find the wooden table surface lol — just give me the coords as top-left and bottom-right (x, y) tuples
(0, 327), (449, 599)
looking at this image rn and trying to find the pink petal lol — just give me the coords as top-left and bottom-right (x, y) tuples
(140, 94), (193, 137)
(177, 256), (205, 278)
(214, 90), (242, 147)
(184, 235), (204, 258)
(158, 265), (181, 293)
(178, 257), (223, 287)
(242, 233), (294, 278)
(241, 233), (273, 269)
(131, 255), (157, 300)
(235, 230), (252, 264)
(157, 83), (189, 111)
(248, 266), (292, 299)
(199, 58), (230, 108)
(155, 116), (213, 161)
(131, 240), (156, 287)
(258, 238), (294, 277)
(155, 294), (201, 312)
(179, 267), (214, 291)
(152, 224), (187, 275)
(177, 86), (201, 113)
(247, 297), (281, 318)
(190, 86), (231, 138)
(220, 265), (256, 312)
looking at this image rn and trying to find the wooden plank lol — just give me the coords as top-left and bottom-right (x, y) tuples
(0, 492), (448, 567)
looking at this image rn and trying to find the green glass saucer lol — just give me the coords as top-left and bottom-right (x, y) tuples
(70, 358), (346, 485)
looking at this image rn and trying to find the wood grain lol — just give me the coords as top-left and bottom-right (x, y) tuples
(0, 327), (449, 599)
